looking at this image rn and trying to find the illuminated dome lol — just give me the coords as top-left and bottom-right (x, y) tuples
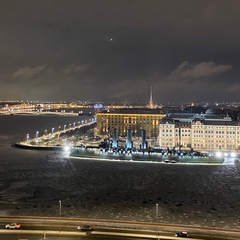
(205, 108), (215, 115)
(205, 108), (224, 116)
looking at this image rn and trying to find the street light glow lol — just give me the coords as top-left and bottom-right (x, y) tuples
(216, 152), (222, 157)
(59, 200), (61, 218)
(64, 145), (70, 151)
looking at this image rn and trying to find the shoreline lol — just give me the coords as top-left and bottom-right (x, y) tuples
(14, 138), (225, 164)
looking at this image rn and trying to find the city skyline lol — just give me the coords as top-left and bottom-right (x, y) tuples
(1, 0), (240, 103)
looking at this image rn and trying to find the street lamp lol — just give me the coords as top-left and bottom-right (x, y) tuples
(59, 200), (62, 218)
(64, 125), (66, 131)
(26, 134), (29, 143)
(156, 203), (159, 217)
(36, 131), (39, 139)
(52, 127), (54, 134)
(43, 230), (46, 240)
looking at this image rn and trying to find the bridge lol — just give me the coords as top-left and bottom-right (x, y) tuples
(0, 110), (79, 116)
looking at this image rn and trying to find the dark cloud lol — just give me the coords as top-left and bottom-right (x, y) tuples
(169, 61), (232, 79)
(13, 65), (47, 78)
(0, 0), (240, 103)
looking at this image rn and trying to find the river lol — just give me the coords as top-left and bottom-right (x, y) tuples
(0, 114), (239, 230)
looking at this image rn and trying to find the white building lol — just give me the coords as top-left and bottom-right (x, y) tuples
(159, 110), (240, 151)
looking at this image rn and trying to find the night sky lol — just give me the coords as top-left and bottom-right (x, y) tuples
(1, 0), (240, 104)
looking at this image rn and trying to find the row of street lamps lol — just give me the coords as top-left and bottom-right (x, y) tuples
(57, 200), (159, 219)
(26, 118), (96, 143)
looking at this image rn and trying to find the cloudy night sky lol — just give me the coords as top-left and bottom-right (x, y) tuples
(0, 0), (240, 104)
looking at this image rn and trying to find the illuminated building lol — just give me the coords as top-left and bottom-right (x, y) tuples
(96, 108), (165, 138)
(159, 110), (240, 151)
(96, 87), (165, 139)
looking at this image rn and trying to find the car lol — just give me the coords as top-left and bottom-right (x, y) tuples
(5, 223), (21, 229)
(175, 231), (189, 237)
(77, 225), (93, 231)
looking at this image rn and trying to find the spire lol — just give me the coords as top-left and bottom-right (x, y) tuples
(149, 86), (154, 108)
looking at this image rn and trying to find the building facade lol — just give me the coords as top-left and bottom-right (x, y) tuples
(159, 114), (240, 151)
(96, 108), (165, 138)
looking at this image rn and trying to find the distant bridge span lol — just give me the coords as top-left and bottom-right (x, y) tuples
(0, 110), (79, 116)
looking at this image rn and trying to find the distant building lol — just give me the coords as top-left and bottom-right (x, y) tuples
(159, 108), (240, 151)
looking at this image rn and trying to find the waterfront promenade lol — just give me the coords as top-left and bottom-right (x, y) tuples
(13, 115), (227, 164)
(15, 117), (96, 150)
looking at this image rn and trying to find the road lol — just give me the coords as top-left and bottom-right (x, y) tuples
(0, 217), (240, 240)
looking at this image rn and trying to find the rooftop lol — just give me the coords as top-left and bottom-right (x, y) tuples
(97, 108), (165, 114)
